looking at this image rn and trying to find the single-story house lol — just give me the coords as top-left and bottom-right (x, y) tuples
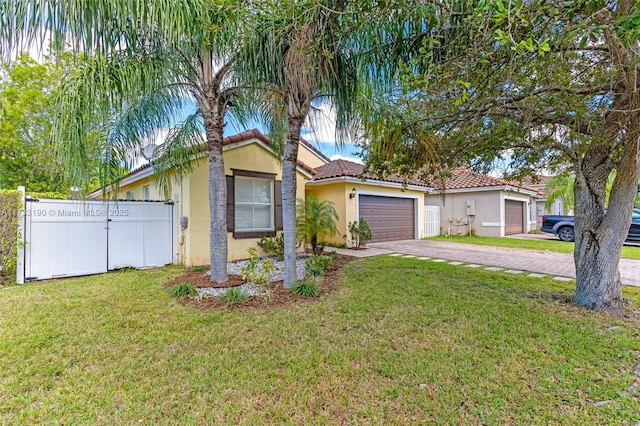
(93, 129), (326, 265)
(305, 159), (432, 244)
(424, 167), (540, 237)
(94, 130), (543, 265)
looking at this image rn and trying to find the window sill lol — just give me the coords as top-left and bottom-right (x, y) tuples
(233, 230), (275, 239)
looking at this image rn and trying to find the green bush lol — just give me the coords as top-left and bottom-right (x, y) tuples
(306, 264), (325, 277)
(219, 287), (248, 306)
(27, 191), (68, 200)
(257, 232), (285, 261)
(305, 254), (333, 272)
(0, 190), (22, 285)
(169, 282), (198, 298)
(348, 218), (373, 249)
(240, 247), (274, 286)
(296, 195), (339, 255)
(291, 280), (320, 297)
(190, 265), (208, 273)
(321, 240), (347, 249)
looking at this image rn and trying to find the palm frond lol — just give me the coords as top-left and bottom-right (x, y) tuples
(152, 112), (206, 198)
(51, 49), (193, 194)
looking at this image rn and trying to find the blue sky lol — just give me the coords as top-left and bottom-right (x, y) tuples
(185, 101), (364, 162)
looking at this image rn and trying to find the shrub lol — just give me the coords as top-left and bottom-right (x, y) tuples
(291, 280), (320, 297)
(306, 254), (333, 272)
(348, 218), (373, 249)
(0, 190), (22, 285)
(296, 194), (339, 255)
(169, 282), (198, 298)
(307, 264), (325, 277)
(190, 265), (208, 273)
(327, 250), (340, 261)
(27, 191), (68, 200)
(240, 247), (274, 286)
(257, 232), (285, 261)
(219, 287), (248, 306)
(321, 240), (347, 249)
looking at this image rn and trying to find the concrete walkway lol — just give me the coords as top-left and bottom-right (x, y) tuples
(334, 240), (640, 287)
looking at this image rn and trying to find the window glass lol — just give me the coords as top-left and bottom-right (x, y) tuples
(234, 177), (273, 231)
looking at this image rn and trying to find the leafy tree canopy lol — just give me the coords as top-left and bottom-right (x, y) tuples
(357, 0), (640, 314)
(0, 54), (70, 192)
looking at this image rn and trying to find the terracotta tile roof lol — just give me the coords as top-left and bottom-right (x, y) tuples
(118, 129), (320, 181)
(428, 167), (512, 190)
(313, 162), (541, 195)
(426, 167), (542, 196)
(312, 159), (431, 187)
(521, 175), (551, 186)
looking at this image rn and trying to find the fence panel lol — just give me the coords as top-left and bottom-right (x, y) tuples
(25, 200), (108, 281)
(22, 199), (174, 281)
(424, 205), (441, 238)
(107, 202), (173, 270)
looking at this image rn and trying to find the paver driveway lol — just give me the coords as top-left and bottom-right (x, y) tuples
(338, 239), (640, 287)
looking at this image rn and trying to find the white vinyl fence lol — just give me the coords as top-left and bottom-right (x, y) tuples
(424, 205), (441, 237)
(18, 198), (174, 283)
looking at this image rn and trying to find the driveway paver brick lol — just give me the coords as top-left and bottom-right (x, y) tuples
(335, 239), (640, 287)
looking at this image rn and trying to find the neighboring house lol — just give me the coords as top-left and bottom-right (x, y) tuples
(522, 175), (567, 227)
(424, 167), (539, 237)
(92, 129), (327, 265)
(306, 159), (432, 244)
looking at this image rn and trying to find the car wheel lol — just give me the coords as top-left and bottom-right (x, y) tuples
(557, 226), (575, 242)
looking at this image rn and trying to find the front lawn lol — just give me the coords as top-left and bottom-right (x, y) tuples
(428, 235), (640, 260)
(1, 258), (639, 424)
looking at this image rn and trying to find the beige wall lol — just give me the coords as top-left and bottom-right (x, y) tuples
(425, 189), (536, 237)
(112, 175), (163, 201)
(106, 138), (315, 265)
(307, 180), (426, 246)
(186, 142), (309, 265)
(305, 182), (349, 245)
(298, 143), (329, 169)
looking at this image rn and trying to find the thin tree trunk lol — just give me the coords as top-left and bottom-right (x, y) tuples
(282, 119), (303, 288)
(203, 109), (229, 283)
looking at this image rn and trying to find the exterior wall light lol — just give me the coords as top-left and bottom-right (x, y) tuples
(349, 187), (357, 199)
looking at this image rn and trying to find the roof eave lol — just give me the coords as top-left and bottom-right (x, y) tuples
(429, 185), (539, 197)
(307, 176), (431, 192)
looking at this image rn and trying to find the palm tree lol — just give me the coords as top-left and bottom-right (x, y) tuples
(1, 0), (245, 282)
(296, 194), (339, 255)
(545, 171), (617, 215)
(545, 173), (575, 215)
(238, 0), (359, 288)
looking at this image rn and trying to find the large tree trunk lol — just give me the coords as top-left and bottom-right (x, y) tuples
(573, 134), (639, 315)
(282, 118), (303, 288)
(203, 109), (228, 283)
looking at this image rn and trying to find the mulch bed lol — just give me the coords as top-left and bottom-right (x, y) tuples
(168, 273), (245, 288)
(166, 255), (357, 311)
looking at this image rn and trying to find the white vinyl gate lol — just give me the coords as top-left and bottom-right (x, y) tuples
(424, 206), (441, 237)
(20, 199), (174, 282)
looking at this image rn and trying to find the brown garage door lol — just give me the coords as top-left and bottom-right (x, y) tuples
(359, 195), (415, 242)
(505, 200), (524, 235)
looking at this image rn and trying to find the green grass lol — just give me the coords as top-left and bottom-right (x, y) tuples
(1, 260), (640, 424)
(429, 235), (640, 259)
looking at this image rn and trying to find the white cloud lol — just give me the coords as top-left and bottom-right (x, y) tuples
(302, 99), (363, 160)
